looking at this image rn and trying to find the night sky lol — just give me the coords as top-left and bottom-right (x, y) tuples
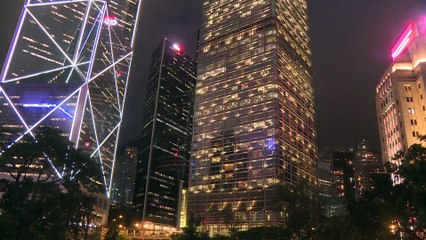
(1, 1), (426, 151)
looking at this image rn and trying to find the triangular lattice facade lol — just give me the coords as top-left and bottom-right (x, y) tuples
(0, 0), (142, 196)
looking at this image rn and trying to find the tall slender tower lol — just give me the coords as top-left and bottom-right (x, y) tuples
(376, 17), (426, 169)
(134, 38), (196, 234)
(189, 0), (317, 234)
(0, 0), (142, 197)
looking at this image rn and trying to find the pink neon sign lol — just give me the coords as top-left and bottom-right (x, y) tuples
(424, 17), (426, 31)
(391, 22), (416, 61)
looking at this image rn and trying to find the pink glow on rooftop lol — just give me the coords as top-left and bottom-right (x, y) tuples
(424, 16), (426, 31)
(391, 22), (415, 61)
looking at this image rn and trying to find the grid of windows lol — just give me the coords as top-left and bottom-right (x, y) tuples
(189, 0), (317, 234)
(376, 18), (426, 166)
(134, 39), (197, 228)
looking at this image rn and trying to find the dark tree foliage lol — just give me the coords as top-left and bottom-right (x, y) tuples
(318, 138), (426, 240)
(0, 127), (103, 240)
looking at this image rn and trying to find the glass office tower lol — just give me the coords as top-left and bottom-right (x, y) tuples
(0, 0), (142, 196)
(189, 0), (317, 234)
(134, 38), (197, 233)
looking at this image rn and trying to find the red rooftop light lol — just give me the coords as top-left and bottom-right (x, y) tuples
(104, 15), (118, 26)
(172, 43), (181, 52)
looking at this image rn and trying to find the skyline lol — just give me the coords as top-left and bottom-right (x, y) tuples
(1, 1), (426, 151)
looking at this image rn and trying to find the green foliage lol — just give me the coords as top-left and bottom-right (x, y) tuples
(172, 138), (426, 240)
(0, 127), (103, 240)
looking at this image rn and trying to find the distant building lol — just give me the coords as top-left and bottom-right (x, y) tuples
(318, 148), (356, 217)
(111, 146), (138, 207)
(376, 18), (426, 168)
(353, 140), (384, 198)
(133, 38), (196, 235)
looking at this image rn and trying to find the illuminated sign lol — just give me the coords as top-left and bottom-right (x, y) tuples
(424, 17), (426, 31)
(23, 103), (73, 119)
(23, 103), (56, 108)
(391, 22), (416, 61)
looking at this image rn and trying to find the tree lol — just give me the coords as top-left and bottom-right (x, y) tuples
(0, 127), (103, 239)
(278, 181), (318, 239)
(318, 137), (426, 240)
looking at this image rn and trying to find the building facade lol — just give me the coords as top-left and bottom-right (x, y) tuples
(189, 0), (317, 234)
(111, 146), (138, 207)
(353, 139), (383, 198)
(134, 38), (197, 233)
(318, 148), (357, 217)
(0, 0), (142, 197)
(376, 17), (426, 168)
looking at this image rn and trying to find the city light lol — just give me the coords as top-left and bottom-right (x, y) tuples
(172, 43), (181, 52)
(391, 22), (415, 61)
(104, 15), (118, 26)
(0, 0), (143, 198)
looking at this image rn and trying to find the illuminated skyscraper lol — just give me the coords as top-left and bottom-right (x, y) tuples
(189, 0), (317, 234)
(134, 38), (196, 233)
(0, 0), (142, 197)
(376, 17), (426, 168)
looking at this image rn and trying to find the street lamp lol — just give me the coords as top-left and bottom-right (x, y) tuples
(389, 223), (397, 234)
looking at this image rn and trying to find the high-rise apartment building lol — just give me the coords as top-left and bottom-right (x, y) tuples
(0, 0), (142, 198)
(134, 38), (196, 234)
(376, 18), (426, 167)
(189, 0), (317, 234)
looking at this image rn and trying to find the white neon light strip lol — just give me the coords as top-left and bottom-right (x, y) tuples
(106, 7), (122, 115)
(76, 9), (104, 60)
(70, 2), (106, 146)
(90, 122), (121, 158)
(0, 87), (34, 137)
(88, 51), (132, 83)
(25, 0), (89, 8)
(73, 0), (93, 64)
(1, 7), (28, 83)
(26, 9), (74, 64)
(42, 152), (62, 179)
(108, 123), (122, 198)
(121, 53), (133, 117)
(85, 3), (106, 81)
(3, 65), (73, 83)
(1, 0), (142, 197)
(131, 0), (143, 49)
(87, 90), (108, 189)
(3, 61), (89, 83)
